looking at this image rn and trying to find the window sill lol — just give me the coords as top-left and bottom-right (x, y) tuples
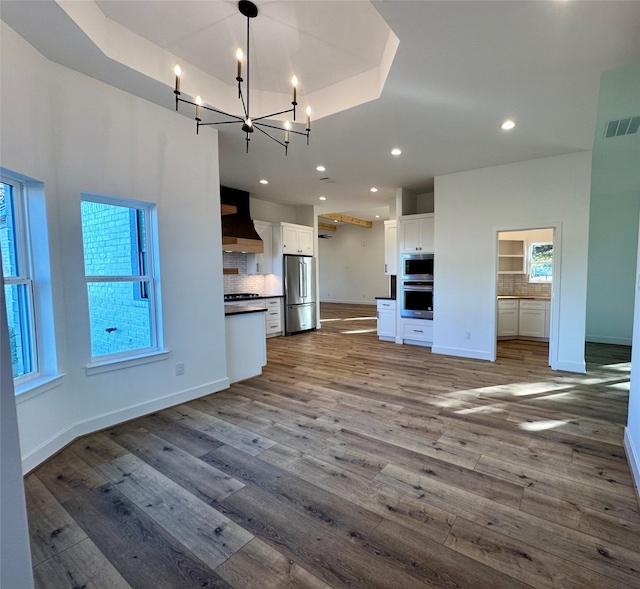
(15, 373), (66, 404)
(85, 350), (170, 375)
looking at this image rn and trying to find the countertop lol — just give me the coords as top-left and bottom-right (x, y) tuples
(224, 305), (268, 316)
(224, 294), (284, 302)
(497, 295), (551, 300)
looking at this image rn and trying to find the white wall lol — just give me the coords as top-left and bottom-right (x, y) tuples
(627, 218), (640, 499)
(586, 63), (640, 346)
(250, 197), (298, 224)
(434, 152), (592, 372)
(318, 221), (387, 304)
(1, 23), (228, 472)
(1, 275), (34, 588)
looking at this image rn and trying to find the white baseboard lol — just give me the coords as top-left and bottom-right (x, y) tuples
(21, 377), (229, 474)
(624, 428), (640, 507)
(431, 346), (493, 361)
(554, 360), (586, 373)
(585, 335), (633, 346)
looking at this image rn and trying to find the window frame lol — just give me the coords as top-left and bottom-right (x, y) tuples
(1, 175), (39, 382)
(528, 241), (553, 283)
(81, 193), (162, 364)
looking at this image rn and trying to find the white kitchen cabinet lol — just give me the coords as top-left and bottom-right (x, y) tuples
(264, 297), (283, 337)
(399, 214), (434, 253)
(497, 299), (519, 338)
(401, 318), (433, 346)
(498, 240), (526, 274)
(518, 300), (547, 338)
(247, 220), (273, 274)
(277, 222), (314, 256)
(376, 299), (396, 341)
(384, 220), (397, 275)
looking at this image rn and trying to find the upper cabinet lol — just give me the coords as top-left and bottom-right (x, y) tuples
(273, 223), (314, 256)
(384, 220), (397, 275)
(399, 214), (434, 253)
(498, 239), (525, 274)
(274, 222), (314, 257)
(247, 220), (274, 274)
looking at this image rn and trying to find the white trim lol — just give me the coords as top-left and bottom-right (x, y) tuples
(432, 346), (493, 361)
(554, 360), (586, 374)
(21, 377), (230, 474)
(85, 349), (170, 375)
(585, 335), (633, 346)
(624, 428), (640, 507)
(15, 373), (65, 403)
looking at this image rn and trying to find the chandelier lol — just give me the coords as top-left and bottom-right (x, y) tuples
(173, 0), (311, 155)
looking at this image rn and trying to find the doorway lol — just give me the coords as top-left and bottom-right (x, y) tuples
(495, 227), (557, 368)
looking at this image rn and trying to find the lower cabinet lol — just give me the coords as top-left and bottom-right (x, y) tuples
(225, 298), (283, 338)
(497, 300), (519, 337)
(497, 298), (550, 340)
(400, 318), (433, 346)
(264, 297), (283, 337)
(377, 299), (396, 341)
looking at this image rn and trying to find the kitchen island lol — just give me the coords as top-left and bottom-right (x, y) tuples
(225, 305), (267, 384)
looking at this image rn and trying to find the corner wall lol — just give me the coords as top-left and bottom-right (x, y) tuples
(434, 152), (592, 372)
(586, 63), (640, 345)
(1, 23), (228, 472)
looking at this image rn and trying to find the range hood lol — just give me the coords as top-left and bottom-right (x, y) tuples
(220, 186), (263, 254)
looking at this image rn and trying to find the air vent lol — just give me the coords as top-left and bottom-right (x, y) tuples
(318, 234), (333, 239)
(604, 116), (640, 138)
(319, 177), (335, 183)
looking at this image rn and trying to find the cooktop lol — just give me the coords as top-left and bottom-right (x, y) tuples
(224, 293), (261, 301)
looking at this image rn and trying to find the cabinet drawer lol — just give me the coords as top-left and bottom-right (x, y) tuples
(377, 299), (396, 311)
(402, 320), (433, 342)
(266, 308), (281, 320)
(265, 298), (281, 309)
(519, 300), (546, 310)
(498, 299), (518, 310)
(266, 319), (282, 334)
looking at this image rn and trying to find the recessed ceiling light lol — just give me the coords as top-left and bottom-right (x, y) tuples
(259, 179), (269, 184)
(316, 165), (326, 172)
(334, 220), (338, 223)
(501, 120), (515, 130)
(370, 187), (378, 193)
(391, 148), (402, 156)
(375, 215), (380, 218)
(319, 196), (326, 201)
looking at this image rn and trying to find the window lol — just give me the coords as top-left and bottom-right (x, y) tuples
(529, 242), (553, 283)
(1, 177), (37, 379)
(81, 195), (161, 361)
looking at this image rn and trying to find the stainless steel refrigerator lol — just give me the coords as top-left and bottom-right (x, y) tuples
(284, 255), (317, 335)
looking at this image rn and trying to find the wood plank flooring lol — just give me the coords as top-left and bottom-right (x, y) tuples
(26, 303), (639, 589)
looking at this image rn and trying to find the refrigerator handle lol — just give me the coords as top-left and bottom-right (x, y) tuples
(303, 261), (307, 298)
(299, 261), (305, 298)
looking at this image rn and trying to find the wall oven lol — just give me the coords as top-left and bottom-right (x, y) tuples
(401, 253), (434, 281)
(401, 281), (434, 319)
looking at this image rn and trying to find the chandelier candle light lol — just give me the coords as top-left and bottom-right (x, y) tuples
(173, 0), (311, 155)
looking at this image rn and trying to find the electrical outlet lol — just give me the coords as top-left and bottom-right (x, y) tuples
(465, 331), (471, 340)
(175, 362), (185, 376)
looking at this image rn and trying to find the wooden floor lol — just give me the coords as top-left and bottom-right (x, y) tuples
(26, 303), (640, 589)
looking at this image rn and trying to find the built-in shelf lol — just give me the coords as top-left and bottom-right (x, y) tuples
(223, 267), (239, 275)
(221, 204), (237, 216)
(498, 239), (525, 274)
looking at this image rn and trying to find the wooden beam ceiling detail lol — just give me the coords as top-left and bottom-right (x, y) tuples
(320, 213), (372, 228)
(318, 222), (337, 231)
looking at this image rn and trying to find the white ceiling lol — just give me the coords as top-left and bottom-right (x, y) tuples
(2, 1), (639, 221)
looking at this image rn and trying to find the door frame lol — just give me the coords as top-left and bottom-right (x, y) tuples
(491, 223), (562, 370)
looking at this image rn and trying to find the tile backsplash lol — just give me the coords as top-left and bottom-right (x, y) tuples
(498, 274), (551, 297)
(223, 252), (265, 294)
